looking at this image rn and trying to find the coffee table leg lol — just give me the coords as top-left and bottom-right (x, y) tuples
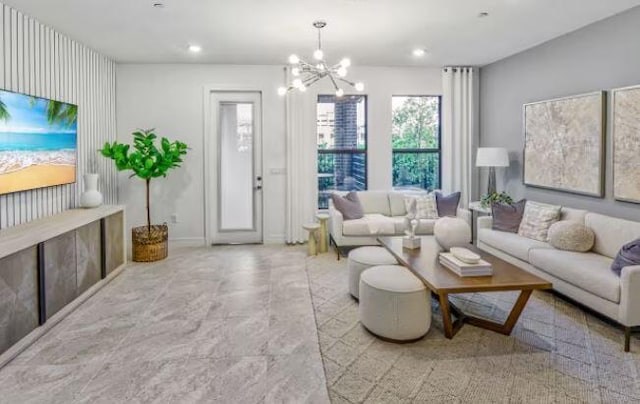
(437, 293), (465, 339)
(465, 289), (533, 335)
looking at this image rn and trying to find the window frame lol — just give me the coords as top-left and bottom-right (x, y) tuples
(317, 94), (369, 210)
(391, 94), (442, 191)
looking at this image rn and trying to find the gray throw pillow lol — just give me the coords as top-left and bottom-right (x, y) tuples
(491, 199), (526, 233)
(435, 191), (461, 217)
(331, 192), (364, 220)
(612, 238), (640, 276)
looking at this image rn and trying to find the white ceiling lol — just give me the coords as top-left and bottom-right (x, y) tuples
(5, 0), (640, 66)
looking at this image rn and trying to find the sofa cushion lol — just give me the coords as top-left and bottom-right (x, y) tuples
(416, 219), (436, 235)
(491, 199), (526, 233)
(611, 238), (640, 276)
(518, 201), (561, 242)
(389, 192), (408, 217)
(478, 228), (552, 262)
(528, 249), (619, 303)
(435, 191), (461, 217)
(547, 221), (595, 252)
(586, 213), (640, 259)
(331, 192), (364, 220)
(343, 214), (396, 236)
(357, 191), (391, 216)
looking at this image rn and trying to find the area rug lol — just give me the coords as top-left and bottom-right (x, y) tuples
(305, 253), (640, 403)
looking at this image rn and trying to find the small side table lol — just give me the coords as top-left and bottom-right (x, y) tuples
(303, 223), (321, 256)
(469, 201), (491, 244)
(316, 213), (330, 253)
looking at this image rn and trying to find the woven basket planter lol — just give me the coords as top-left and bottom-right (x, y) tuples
(132, 224), (168, 262)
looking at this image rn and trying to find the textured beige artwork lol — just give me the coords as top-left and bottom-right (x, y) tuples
(613, 85), (640, 203)
(524, 92), (605, 196)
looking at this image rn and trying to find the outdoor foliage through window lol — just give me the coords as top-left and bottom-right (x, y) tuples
(392, 96), (441, 191)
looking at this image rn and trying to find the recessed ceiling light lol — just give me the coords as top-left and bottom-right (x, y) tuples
(188, 45), (202, 53)
(412, 48), (426, 57)
(478, 12), (489, 18)
(153, 3), (164, 8)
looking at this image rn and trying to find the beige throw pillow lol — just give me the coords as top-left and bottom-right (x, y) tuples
(404, 195), (438, 219)
(547, 221), (595, 252)
(518, 201), (561, 242)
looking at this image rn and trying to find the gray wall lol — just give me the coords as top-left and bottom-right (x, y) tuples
(0, 2), (117, 229)
(480, 6), (640, 221)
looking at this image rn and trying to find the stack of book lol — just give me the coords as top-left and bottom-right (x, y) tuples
(439, 253), (493, 277)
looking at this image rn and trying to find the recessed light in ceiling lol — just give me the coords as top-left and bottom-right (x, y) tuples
(412, 48), (426, 57)
(188, 45), (202, 53)
(478, 12), (489, 18)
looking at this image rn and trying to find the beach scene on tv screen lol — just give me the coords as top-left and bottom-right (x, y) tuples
(0, 89), (77, 195)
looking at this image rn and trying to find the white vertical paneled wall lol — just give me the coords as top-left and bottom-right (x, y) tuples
(0, 3), (117, 229)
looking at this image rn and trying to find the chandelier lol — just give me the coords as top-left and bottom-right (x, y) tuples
(278, 21), (364, 97)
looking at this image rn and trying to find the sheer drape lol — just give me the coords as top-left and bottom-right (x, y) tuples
(441, 67), (480, 208)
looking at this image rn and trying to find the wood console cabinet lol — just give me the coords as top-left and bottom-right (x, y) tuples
(0, 206), (125, 356)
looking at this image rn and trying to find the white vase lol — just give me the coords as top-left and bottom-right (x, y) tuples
(80, 173), (103, 208)
(434, 217), (471, 251)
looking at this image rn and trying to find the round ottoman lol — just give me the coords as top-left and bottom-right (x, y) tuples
(359, 265), (431, 342)
(348, 247), (398, 299)
(434, 217), (471, 250)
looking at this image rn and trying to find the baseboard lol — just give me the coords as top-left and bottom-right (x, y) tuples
(169, 237), (207, 248)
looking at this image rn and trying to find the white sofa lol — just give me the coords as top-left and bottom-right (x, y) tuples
(328, 190), (470, 259)
(477, 206), (640, 351)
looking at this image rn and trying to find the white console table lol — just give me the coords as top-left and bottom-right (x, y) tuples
(0, 206), (126, 366)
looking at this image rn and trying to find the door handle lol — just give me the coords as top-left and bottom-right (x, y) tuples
(254, 185), (263, 191)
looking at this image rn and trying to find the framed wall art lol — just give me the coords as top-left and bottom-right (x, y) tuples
(612, 84), (640, 203)
(523, 91), (606, 197)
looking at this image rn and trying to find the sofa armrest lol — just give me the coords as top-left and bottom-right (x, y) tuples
(456, 208), (471, 225)
(477, 216), (493, 230)
(328, 202), (343, 239)
(619, 265), (640, 326)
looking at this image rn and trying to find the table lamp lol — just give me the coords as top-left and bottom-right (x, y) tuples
(476, 147), (509, 195)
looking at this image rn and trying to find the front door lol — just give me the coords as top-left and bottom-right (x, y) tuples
(209, 91), (263, 244)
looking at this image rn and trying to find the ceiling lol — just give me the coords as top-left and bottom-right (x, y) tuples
(5, 0), (640, 66)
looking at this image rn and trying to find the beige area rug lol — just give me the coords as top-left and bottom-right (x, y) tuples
(305, 253), (640, 403)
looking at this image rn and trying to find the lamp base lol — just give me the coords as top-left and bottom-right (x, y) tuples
(487, 167), (497, 195)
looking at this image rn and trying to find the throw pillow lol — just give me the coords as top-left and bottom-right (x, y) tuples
(331, 192), (364, 220)
(404, 195), (438, 219)
(435, 191), (461, 217)
(547, 221), (595, 252)
(491, 199), (526, 233)
(518, 201), (562, 242)
(611, 238), (640, 276)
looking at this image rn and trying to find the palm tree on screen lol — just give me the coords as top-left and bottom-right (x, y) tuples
(46, 100), (77, 127)
(0, 99), (10, 122)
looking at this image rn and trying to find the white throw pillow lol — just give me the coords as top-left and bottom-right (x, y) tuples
(547, 221), (595, 252)
(518, 201), (561, 242)
(405, 194), (438, 219)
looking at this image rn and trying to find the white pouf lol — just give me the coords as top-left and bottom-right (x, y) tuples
(359, 265), (431, 342)
(348, 247), (398, 299)
(434, 217), (471, 251)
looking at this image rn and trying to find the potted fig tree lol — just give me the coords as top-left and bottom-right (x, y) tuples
(101, 129), (188, 262)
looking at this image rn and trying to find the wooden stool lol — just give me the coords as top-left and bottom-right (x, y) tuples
(316, 213), (330, 253)
(303, 223), (321, 256)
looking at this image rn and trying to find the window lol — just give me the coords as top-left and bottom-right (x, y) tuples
(392, 96), (441, 191)
(317, 95), (367, 209)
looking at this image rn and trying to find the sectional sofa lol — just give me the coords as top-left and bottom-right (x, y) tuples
(477, 206), (640, 351)
(328, 190), (470, 259)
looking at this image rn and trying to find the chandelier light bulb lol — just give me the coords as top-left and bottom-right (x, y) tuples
(337, 67), (348, 77)
(291, 67), (300, 76)
(292, 78), (303, 88)
(335, 88), (344, 97)
(277, 87), (287, 96)
(316, 63), (325, 71)
(340, 58), (351, 68)
(288, 54), (300, 64)
(355, 82), (364, 92)
(313, 49), (324, 60)
(299, 84), (307, 92)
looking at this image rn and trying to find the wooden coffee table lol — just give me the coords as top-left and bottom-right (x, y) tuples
(377, 236), (552, 339)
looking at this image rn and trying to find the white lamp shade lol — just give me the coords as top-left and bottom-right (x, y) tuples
(476, 147), (509, 167)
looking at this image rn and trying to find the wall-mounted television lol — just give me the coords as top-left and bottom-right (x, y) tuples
(0, 89), (77, 195)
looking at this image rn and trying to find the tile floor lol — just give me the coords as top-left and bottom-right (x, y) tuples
(0, 245), (329, 404)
